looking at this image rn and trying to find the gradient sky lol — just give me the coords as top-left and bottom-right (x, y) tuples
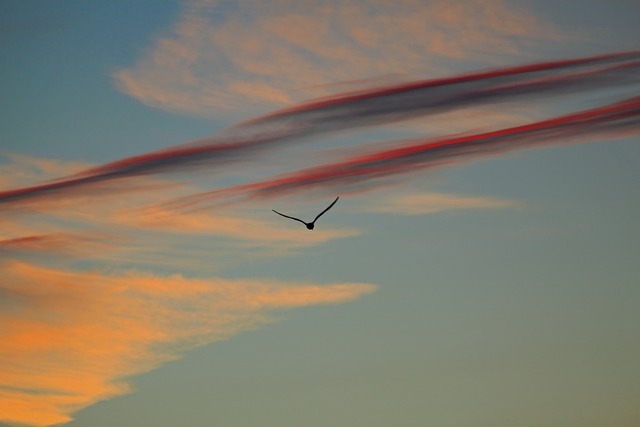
(1, 1), (639, 427)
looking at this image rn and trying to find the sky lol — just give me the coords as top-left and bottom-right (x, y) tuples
(1, 1), (639, 426)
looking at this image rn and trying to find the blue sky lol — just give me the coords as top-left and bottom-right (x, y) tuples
(1, 1), (639, 426)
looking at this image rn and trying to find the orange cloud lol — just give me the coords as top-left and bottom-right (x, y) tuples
(0, 233), (117, 258)
(0, 261), (376, 426)
(115, 0), (563, 117)
(117, 206), (361, 248)
(0, 150), (359, 257)
(371, 191), (523, 215)
(0, 152), (89, 189)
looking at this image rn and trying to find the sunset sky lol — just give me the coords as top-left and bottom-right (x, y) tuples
(1, 1), (639, 426)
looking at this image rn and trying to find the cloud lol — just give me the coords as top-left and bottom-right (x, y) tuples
(172, 95), (640, 206)
(370, 192), (523, 216)
(0, 152), (89, 190)
(244, 51), (640, 130)
(0, 233), (117, 258)
(116, 206), (361, 249)
(0, 260), (376, 426)
(115, 0), (564, 117)
(0, 159), (367, 427)
(3, 50), (639, 209)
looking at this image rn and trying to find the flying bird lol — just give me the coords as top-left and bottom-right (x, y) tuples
(272, 197), (339, 230)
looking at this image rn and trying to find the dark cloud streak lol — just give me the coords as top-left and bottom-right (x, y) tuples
(1, 50), (639, 208)
(176, 96), (640, 205)
(240, 50), (640, 129)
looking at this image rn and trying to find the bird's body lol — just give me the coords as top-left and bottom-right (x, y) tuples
(272, 197), (339, 230)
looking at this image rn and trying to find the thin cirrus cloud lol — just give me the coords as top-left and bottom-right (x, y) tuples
(0, 167), (363, 292)
(0, 260), (375, 427)
(0, 155), (359, 257)
(114, 0), (564, 116)
(0, 152), (89, 190)
(117, 207), (361, 248)
(164, 95), (640, 208)
(0, 233), (117, 258)
(370, 192), (524, 216)
(2, 50), (639, 209)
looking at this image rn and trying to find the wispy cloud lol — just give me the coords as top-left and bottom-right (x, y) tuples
(2, 50), (638, 209)
(3, 46), (640, 427)
(370, 192), (523, 216)
(0, 152), (89, 189)
(115, 0), (564, 116)
(0, 233), (117, 258)
(0, 154), (358, 254)
(0, 260), (375, 426)
(166, 95), (640, 207)
(241, 51), (640, 129)
(116, 207), (361, 249)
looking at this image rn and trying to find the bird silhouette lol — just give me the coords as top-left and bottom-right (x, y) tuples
(272, 197), (339, 230)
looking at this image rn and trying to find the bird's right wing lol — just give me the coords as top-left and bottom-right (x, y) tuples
(272, 210), (307, 225)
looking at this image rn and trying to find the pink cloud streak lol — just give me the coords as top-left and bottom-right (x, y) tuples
(1, 50), (639, 208)
(169, 95), (640, 207)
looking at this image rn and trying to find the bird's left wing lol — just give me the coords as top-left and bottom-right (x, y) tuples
(313, 196), (339, 223)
